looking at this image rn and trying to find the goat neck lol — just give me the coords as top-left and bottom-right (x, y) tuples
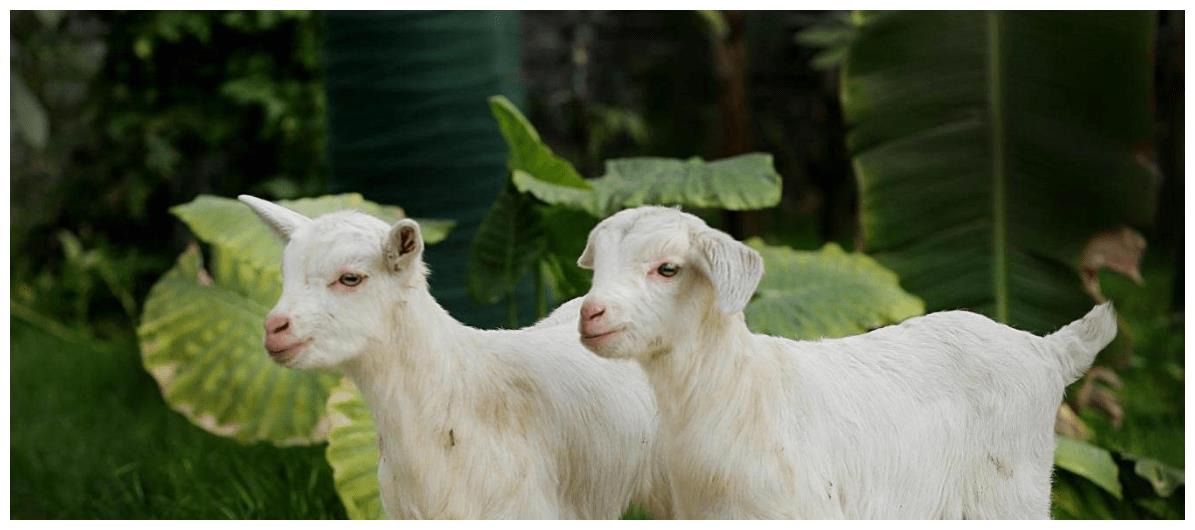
(340, 285), (478, 416)
(642, 305), (755, 424)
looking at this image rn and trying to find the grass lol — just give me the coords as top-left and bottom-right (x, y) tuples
(9, 316), (345, 519)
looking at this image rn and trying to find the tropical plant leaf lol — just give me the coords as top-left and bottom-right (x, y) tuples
(325, 377), (385, 520)
(744, 240), (924, 339)
(538, 205), (597, 302)
(467, 182), (547, 306)
(137, 245), (340, 445)
(1055, 435), (1123, 499)
(513, 154), (782, 218)
(842, 11), (1158, 334)
(488, 96), (591, 190)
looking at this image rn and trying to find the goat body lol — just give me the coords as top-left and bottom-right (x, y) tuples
(649, 305), (1113, 519)
(577, 206), (1115, 519)
(350, 294), (663, 519)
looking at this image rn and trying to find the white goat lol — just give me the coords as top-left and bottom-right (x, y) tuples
(575, 206), (1116, 519)
(238, 196), (669, 519)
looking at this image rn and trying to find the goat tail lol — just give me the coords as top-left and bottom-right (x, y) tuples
(1043, 302), (1117, 385)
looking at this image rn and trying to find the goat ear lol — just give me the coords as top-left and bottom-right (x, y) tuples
(238, 195), (311, 241)
(695, 228), (764, 315)
(384, 219), (423, 273)
(576, 226), (600, 269)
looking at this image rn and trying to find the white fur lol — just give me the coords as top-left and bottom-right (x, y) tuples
(577, 206), (1116, 519)
(239, 196), (670, 519)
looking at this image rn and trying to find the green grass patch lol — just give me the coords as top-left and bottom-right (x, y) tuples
(10, 316), (344, 519)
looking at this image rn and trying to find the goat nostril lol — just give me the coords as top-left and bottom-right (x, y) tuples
(266, 317), (291, 335)
(583, 306), (606, 322)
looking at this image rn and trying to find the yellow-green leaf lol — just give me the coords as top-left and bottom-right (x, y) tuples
(325, 377), (385, 519)
(1055, 435), (1122, 499)
(137, 245), (339, 446)
(745, 240), (924, 339)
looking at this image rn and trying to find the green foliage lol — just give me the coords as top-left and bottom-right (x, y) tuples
(744, 240), (924, 339)
(137, 194), (451, 446)
(793, 11), (857, 70)
(843, 12), (1179, 518)
(467, 183), (548, 307)
(842, 11), (1158, 334)
(11, 10), (328, 345)
(1055, 436), (1123, 499)
(1050, 262), (1185, 519)
(490, 96), (592, 191)
(139, 245), (340, 445)
(469, 96), (782, 324)
(324, 378), (385, 520)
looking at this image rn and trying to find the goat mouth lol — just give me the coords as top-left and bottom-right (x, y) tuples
(581, 328), (623, 346)
(267, 339), (311, 364)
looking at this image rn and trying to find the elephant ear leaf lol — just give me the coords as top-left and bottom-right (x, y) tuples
(325, 377), (385, 520)
(511, 154), (783, 218)
(744, 240), (923, 340)
(138, 244), (340, 445)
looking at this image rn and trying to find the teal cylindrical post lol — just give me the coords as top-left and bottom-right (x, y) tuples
(324, 11), (531, 327)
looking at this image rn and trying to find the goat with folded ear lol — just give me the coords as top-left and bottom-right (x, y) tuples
(576, 205), (1115, 519)
(237, 195), (671, 519)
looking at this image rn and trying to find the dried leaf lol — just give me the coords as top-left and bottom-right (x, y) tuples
(1079, 226), (1147, 301)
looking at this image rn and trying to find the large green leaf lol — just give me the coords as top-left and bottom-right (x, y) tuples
(140, 194), (451, 446)
(512, 154), (782, 219)
(1055, 435), (1123, 499)
(325, 378), (384, 520)
(744, 240), (924, 339)
(537, 206), (597, 303)
(842, 11), (1158, 334)
(489, 96), (591, 191)
(466, 183), (547, 307)
(138, 245), (340, 445)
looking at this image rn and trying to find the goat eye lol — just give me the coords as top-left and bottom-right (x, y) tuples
(338, 273), (363, 287)
(656, 263), (680, 278)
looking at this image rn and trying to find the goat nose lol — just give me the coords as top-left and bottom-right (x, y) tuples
(265, 314), (291, 336)
(580, 301), (606, 322)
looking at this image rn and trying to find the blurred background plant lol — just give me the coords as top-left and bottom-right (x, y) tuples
(9, 10), (1184, 519)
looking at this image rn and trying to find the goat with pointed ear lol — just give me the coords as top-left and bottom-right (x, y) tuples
(238, 194), (312, 240)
